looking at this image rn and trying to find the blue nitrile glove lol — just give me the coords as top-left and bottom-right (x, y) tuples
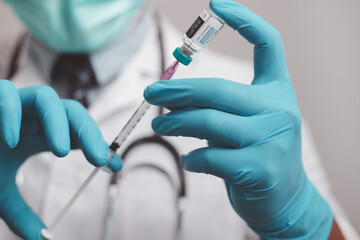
(0, 80), (122, 240)
(144, 0), (333, 239)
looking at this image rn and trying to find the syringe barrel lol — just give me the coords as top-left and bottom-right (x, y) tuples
(111, 100), (151, 150)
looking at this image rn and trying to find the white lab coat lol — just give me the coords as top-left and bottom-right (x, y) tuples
(0, 15), (358, 240)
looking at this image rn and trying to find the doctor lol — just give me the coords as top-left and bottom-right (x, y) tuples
(0, 0), (357, 239)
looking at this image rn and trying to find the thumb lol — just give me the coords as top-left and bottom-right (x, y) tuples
(209, 0), (288, 84)
(0, 183), (45, 240)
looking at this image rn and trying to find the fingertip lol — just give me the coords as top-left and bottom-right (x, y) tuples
(180, 149), (207, 174)
(2, 116), (21, 148)
(50, 132), (71, 157)
(89, 141), (109, 167)
(143, 85), (152, 101)
(144, 81), (173, 102)
(40, 229), (53, 240)
(151, 116), (178, 136)
(0, 79), (17, 90)
(151, 116), (163, 134)
(52, 144), (70, 158)
(64, 99), (113, 169)
(87, 143), (122, 171)
(108, 153), (123, 172)
(180, 154), (187, 167)
(209, 0), (255, 33)
(29, 86), (71, 158)
(209, 0), (236, 24)
(209, 0), (222, 12)
(48, 128), (71, 157)
(8, 207), (46, 240)
(3, 127), (19, 148)
(0, 182), (46, 240)
(0, 80), (22, 148)
(143, 83), (160, 104)
(209, 0), (236, 12)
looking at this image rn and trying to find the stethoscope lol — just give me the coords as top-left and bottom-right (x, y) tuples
(104, 135), (186, 240)
(5, 9), (186, 240)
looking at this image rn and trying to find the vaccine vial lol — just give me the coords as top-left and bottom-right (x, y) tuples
(173, 8), (225, 66)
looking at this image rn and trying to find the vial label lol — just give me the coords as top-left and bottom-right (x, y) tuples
(185, 10), (224, 48)
(186, 17), (205, 38)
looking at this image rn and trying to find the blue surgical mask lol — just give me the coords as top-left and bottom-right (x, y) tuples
(6, 0), (145, 53)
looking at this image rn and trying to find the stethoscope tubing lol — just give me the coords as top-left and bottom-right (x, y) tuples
(104, 163), (185, 240)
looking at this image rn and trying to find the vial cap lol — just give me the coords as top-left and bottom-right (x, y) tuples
(173, 48), (192, 66)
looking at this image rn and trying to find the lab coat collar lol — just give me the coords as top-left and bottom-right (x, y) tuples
(87, 16), (185, 124)
(87, 13), (169, 125)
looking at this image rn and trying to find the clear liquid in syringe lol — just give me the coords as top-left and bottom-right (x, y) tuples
(109, 60), (179, 153)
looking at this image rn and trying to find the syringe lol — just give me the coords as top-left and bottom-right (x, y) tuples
(41, 61), (180, 239)
(41, 7), (226, 238)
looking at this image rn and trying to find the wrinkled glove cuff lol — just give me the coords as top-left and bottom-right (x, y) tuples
(249, 176), (333, 239)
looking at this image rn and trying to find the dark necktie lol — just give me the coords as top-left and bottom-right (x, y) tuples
(51, 54), (97, 108)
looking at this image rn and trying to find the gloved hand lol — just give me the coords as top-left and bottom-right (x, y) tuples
(144, 0), (333, 238)
(0, 80), (122, 240)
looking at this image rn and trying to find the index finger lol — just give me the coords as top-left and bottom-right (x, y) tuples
(144, 78), (269, 116)
(62, 100), (123, 172)
(0, 80), (21, 148)
(210, 0), (288, 84)
(19, 86), (70, 157)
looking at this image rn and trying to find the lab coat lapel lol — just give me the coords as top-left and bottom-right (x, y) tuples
(88, 19), (162, 125)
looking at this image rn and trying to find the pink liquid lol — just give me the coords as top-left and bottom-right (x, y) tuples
(160, 61), (179, 80)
